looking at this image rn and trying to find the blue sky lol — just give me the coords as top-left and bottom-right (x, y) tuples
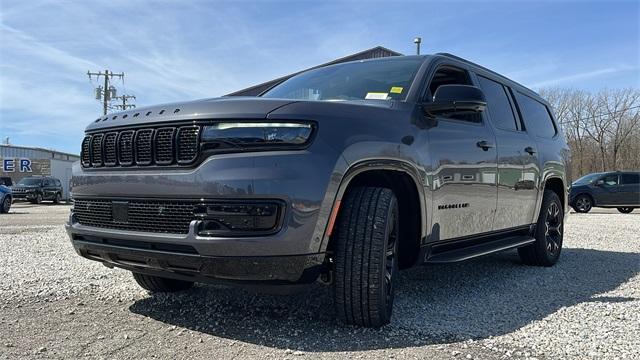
(1, 0), (638, 154)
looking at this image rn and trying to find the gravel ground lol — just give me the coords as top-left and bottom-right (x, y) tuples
(0, 203), (638, 359)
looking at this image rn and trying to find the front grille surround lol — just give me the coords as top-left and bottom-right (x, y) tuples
(81, 124), (201, 169)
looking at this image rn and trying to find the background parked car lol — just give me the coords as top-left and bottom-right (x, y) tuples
(569, 171), (640, 213)
(0, 182), (11, 213)
(10, 176), (64, 204)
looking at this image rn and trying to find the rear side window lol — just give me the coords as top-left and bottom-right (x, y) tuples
(515, 92), (556, 138)
(477, 76), (518, 131)
(620, 173), (639, 185)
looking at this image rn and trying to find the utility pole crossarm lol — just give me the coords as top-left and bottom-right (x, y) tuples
(87, 69), (130, 115)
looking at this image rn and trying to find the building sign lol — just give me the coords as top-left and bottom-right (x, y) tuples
(2, 158), (32, 172)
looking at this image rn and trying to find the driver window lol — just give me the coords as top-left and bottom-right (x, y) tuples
(428, 66), (481, 123)
(601, 175), (619, 186)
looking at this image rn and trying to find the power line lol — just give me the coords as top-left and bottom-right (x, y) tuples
(557, 105), (640, 125)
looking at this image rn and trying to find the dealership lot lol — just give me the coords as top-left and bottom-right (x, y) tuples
(0, 204), (638, 359)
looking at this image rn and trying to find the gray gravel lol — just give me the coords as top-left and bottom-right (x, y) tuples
(0, 204), (638, 359)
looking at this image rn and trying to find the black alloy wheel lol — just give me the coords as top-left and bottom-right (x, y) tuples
(573, 195), (592, 213)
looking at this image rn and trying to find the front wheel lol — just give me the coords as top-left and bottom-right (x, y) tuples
(132, 272), (193, 292)
(0, 197), (11, 213)
(333, 187), (399, 327)
(572, 194), (592, 213)
(53, 193), (61, 204)
(519, 190), (564, 267)
(32, 194), (43, 205)
(617, 207), (634, 214)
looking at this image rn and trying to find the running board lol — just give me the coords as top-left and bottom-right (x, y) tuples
(425, 236), (535, 264)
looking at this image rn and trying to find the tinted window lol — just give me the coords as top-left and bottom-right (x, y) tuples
(620, 173), (639, 185)
(515, 92), (556, 138)
(477, 76), (518, 130)
(55, 179), (61, 187)
(17, 178), (42, 186)
(601, 174), (619, 186)
(262, 57), (423, 101)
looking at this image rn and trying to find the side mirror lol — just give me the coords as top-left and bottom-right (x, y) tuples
(422, 85), (487, 116)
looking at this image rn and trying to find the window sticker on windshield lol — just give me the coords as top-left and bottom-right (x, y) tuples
(390, 87), (403, 94)
(365, 92), (389, 100)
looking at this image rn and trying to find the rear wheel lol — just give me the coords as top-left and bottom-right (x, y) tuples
(573, 194), (592, 213)
(333, 187), (399, 327)
(1, 197), (11, 213)
(132, 272), (194, 292)
(519, 190), (564, 267)
(617, 207), (634, 214)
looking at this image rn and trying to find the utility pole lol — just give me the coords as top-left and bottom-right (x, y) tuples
(413, 37), (422, 55)
(113, 95), (136, 111)
(87, 70), (125, 115)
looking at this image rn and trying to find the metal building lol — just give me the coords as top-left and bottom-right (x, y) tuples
(227, 46), (402, 96)
(1, 144), (79, 199)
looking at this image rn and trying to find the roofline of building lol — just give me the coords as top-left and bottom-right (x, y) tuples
(226, 46), (403, 96)
(0, 143), (80, 158)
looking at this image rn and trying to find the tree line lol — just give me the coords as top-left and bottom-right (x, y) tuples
(539, 88), (640, 180)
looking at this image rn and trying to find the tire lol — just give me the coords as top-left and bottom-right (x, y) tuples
(333, 187), (399, 327)
(572, 194), (592, 213)
(519, 190), (564, 267)
(34, 193), (42, 205)
(0, 197), (10, 214)
(617, 207), (634, 214)
(132, 272), (194, 292)
(53, 193), (61, 204)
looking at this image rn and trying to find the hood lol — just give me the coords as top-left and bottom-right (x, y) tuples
(85, 97), (298, 132)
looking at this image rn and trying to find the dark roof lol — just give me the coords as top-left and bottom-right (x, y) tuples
(227, 46), (403, 97)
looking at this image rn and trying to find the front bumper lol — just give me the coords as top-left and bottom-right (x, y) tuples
(67, 146), (346, 286)
(68, 230), (324, 286)
(12, 192), (36, 200)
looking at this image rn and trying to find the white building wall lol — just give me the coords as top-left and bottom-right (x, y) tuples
(50, 159), (76, 200)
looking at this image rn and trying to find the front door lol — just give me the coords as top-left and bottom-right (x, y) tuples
(424, 65), (498, 240)
(596, 174), (620, 206)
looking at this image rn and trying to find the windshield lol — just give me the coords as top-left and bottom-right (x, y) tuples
(572, 173), (602, 185)
(17, 178), (42, 186)
(261, 57), (423, 101)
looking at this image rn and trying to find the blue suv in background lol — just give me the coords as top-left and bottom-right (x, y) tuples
(0, 177), (12, 214)
(569, 171), (640, 213)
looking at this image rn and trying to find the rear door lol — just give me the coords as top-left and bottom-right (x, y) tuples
(43, 178), (55, 199)
(423, 64), (498, 240)
(618, 173), (640, 206)
(474, 74), (539, 229)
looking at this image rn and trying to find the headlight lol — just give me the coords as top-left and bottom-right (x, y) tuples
(201, 122), (314, 152)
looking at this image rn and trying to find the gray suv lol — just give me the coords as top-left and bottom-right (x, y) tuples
(67, 53), (569, 327)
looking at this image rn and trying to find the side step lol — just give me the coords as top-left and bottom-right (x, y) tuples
(426, 236), (535, 264)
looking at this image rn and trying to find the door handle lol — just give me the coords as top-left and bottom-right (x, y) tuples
(524, 146), (536, 155)
(476, 140), (494, 151)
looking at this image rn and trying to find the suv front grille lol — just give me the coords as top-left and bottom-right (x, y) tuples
(81, 125), (200, 169)
(73, 199), (196, 234)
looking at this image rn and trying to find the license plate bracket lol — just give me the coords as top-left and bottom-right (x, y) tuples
(112, 201), (129, 223)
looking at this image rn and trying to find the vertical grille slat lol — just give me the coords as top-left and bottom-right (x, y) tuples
(81, 135), (92, 167)
(118, 131), (134, 166)
(90, 134), (104, 167)
(177, 126), (200, 164)
(154, 128), (175, 165)
(103, 133), (118, 166)
(81, 125), (200, 169)
(135, 129), (154, 166)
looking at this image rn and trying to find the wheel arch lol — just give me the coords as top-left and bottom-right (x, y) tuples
(322, 160), (427, 269)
